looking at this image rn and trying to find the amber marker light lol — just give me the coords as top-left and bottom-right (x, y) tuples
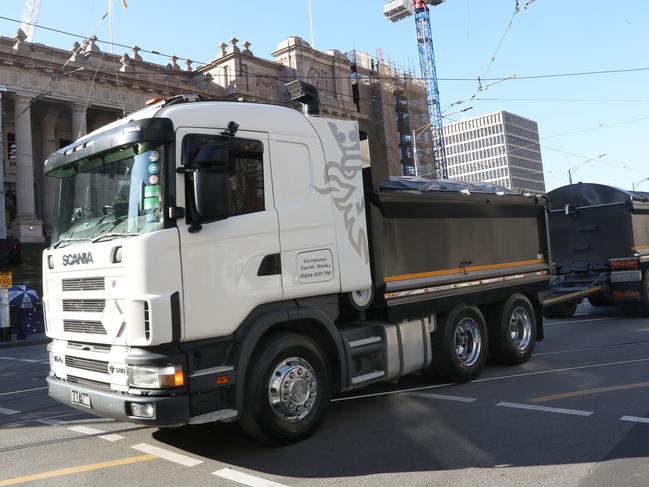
(174, 369), (185, 387)
(216, 375), (229, 385)
(145, 96), (166, 106)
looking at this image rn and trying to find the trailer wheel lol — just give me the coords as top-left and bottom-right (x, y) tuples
(587, 294), (612, 307)
(642, 270), (649, 316)
(543, 300), (578, 319)
(239, 333), (330, 444)
(489, 294), (536, 365)
(428, 304), (487, 383)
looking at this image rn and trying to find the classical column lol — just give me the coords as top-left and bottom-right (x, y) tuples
(72, 102), (87, 140)
(0, 89), (7, 239)
(41, 114), (58, 237)
(12, 95), (44, 243)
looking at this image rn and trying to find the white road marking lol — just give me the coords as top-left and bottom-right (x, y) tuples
(131, 443), (203, 467)
(405, 392), (477, 403)
(497, 401), (593, 417)
(620, 415), (649, 424)
(544, 317), (614, 326)
(1, 412), (85, 428)
(0, 386), (48, 396)
(212, 468), (289, 487)
(474, 358), (649, 384)
(534, 340), (649, 356)
(333, 357), (649, 403)
(0, 406), (21, 415)
(37, 418), (66, 426)
(0, 356), (47, 364)
(67, 425), (125, 441)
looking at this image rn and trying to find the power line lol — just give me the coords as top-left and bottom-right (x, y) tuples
(3, 15), (649, 83)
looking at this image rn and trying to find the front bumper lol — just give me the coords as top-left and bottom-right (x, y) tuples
(47, 376), (190, 426)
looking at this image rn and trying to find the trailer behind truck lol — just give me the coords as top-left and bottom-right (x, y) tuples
(545, 183), (649, 318)
(43, 84), (550, 443)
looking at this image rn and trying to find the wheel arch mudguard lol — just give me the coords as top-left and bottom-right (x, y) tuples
(233, 301), (347, 411)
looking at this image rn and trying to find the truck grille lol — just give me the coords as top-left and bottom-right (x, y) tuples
(63, 320), (106, 335)
(63, 299), (105, 313)
(65, 356), (109, 374)
(66, 375), (111, 391)
(62, 278), (105, 292)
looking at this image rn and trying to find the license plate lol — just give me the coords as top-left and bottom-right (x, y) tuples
(71, 390), (92, 409)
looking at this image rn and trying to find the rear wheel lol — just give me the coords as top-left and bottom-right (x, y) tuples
(587, 294), (612, 307)
(428, 304), (487, 383)
(489, 294), (536, 365)
(543, 300), (578, 319)
(239, 333), (330, 444)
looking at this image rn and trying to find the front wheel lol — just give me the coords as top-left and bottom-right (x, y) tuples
(428, 304), (488, 383)
(239, 333), (330, 444)
(489, 294), (537, 365)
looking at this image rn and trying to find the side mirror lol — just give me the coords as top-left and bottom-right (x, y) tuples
(195, 143), (229, 165)
(192, 142), (232, 223)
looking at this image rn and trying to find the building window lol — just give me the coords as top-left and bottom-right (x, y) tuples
(7, 133), (16, 160)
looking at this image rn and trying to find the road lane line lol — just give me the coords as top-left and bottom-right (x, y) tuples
(404, 392), (477, 403)
(475, 358), (649, 383)
(67, 425), (124, 442)
(497, 401), (593, 416)
(544, 317), (614, 326)
(0, 407), (20, 415)
(212, 468), (289, 487)
(0, 454), (156, 486)
(620, 416), (649, 424)
(534, 340), (649, 356)
(530, 381), (649, 403)
(131, 443), (203, 467)
(0, 387), (48, 396)
(333, 358), (649, 402)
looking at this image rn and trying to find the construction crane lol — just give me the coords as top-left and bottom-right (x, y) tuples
(383, 0), (448, 178)
(20, 0), (42, 42)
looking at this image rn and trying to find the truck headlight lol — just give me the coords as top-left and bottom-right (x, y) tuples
(127, 364), (184, 388)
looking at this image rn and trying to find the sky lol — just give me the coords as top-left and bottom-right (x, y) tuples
(1, 0), (648, 191)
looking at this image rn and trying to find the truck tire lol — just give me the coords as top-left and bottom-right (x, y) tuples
(642, 270), (649, 316)
(428, 304), (487, 383)
(543, 300), (578, 319)
(239, 333), (330, 444)
(587, 294), (612, 307)
(489, 294), (536, 365)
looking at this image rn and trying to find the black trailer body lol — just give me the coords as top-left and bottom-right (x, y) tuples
(365, 177), (551, 327)
(547, 183), (649, 311)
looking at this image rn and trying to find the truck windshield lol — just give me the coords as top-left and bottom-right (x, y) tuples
(50, 142), (165, 247)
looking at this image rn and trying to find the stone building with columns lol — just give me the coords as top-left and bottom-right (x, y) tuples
(0, 29), (430, 243)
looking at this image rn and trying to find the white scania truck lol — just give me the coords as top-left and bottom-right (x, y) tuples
(44, 82), (550, 443)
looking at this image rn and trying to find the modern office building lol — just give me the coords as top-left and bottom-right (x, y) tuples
(443, 110), (546, 194)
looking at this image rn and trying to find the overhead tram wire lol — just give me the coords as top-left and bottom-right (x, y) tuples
(4, 14), (649, 83)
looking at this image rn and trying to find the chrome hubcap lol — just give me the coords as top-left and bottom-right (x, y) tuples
(268, 357), (317, 423)
(455, 318), (482, 367)
(510, 306), (532, 351)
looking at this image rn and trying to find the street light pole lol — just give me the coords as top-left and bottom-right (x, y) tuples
(412, 106), (472, 178)
(567, 153), (606, 184)
(632, 177), (649, 191)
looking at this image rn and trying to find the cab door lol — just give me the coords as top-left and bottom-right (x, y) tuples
(175, 127), (281, 341)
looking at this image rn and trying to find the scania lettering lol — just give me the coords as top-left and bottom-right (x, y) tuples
(62, 252), (94, 266)
(44, 83), (550, 444)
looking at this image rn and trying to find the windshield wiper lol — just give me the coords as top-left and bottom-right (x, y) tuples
(91, 232), (139, 243)
(52, 237), (92, 249)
